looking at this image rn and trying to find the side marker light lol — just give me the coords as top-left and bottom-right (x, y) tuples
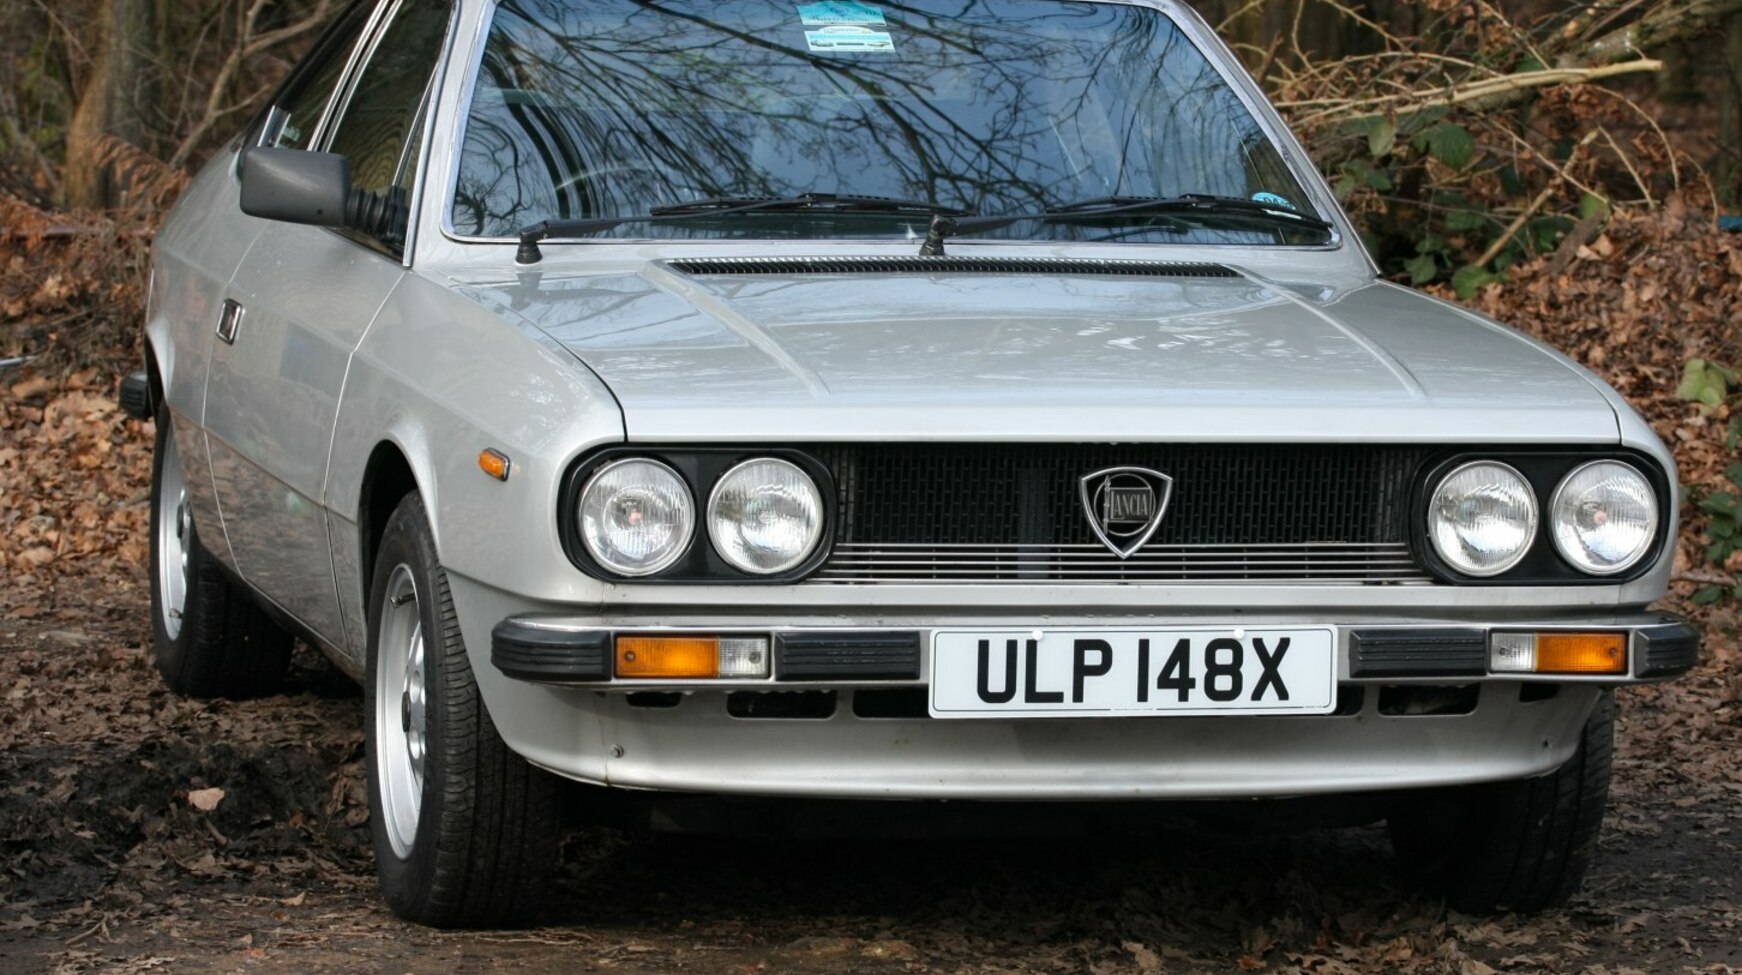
(479, 449), (511, 481)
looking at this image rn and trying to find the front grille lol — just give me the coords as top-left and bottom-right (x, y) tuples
(806, 444), (1434, 585)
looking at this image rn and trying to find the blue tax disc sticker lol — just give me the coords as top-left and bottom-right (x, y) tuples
(797, 2), (886, 25)
(1251, 191), (1295, 210)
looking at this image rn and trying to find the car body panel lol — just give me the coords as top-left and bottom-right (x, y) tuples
(147, 151), (265, 571)
(448, 257), (1619, 445)
(144, 0), (1687, 804)
(324, 267), (624, 665)
(206, 227), (404, 644)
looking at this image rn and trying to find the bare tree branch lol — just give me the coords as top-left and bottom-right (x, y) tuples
(167, 0), (331, 169)
(1554, 0), (1742, 68)
(1279, 60), (1664, 126)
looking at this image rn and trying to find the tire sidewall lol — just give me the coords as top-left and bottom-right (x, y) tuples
(148, 406), (196, 684)
(365, 496), (458, 916)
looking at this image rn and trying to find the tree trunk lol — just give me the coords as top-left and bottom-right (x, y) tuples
(1723, 14), (1742, 206)
(64, 0), (158, 209)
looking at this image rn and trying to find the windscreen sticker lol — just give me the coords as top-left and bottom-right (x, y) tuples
(805, 25), (896, 52)
(1251, 191), (1295, 209)
(797, 1), (886, 25)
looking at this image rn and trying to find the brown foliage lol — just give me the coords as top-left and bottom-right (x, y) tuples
(0, 190), (153, 370)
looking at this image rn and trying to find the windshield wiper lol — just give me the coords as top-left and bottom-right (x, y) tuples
(915, 194), (1333, 256)
(516, 192), (971, 264)
(652, 192), (971, 217)
(1051, 193), (1334, 231)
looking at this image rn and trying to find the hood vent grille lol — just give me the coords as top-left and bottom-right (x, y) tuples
(663, 255), (1238, 278)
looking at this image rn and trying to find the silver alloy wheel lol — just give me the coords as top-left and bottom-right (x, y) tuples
(155, 428), (190, 641)
(376, 564), (428, 858)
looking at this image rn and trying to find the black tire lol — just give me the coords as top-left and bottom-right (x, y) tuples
(149, 404), (292, 699)
(364, 493), (560, 928)
(1388, 691), (1615, 913)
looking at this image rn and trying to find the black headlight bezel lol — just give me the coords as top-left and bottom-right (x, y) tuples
(560, 446), (836, 583)
(1411, 447), (1672, 585)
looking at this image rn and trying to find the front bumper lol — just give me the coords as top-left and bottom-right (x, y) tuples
(452, 575), (1697, 799)
(492, 616), (1698, 686)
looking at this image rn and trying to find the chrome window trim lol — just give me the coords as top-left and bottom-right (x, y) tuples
(399, 2), (461, 269)
(318, 0), (402, 155)
(310, 0), (395, 153)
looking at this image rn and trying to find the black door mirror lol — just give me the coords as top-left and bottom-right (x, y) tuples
(239, 147), (353, 227)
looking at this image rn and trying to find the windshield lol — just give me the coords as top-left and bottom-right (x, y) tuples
(450, 0), (1324, 245)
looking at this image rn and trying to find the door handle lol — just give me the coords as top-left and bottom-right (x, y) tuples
(216, 299), (244, 345)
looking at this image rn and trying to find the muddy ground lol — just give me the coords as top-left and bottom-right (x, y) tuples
(2, 569), (1740, 975)
(1, 403), (1740, 975)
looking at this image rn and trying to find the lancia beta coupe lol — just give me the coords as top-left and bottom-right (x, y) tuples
(127, 0), (1700, 926)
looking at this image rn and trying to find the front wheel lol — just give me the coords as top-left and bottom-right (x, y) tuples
(1388, 691), (1614, 913)
(365, 493), (560, 927)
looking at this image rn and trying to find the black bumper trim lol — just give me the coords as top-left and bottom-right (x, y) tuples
(491, 621), (610, 682)
(1635, 621), (1701, 679)
(1349, 628), (1487, 678)
(776, 632), (921, 681)
(119, 370), (152, 420)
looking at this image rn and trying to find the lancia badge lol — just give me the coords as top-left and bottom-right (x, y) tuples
(1078, 466), (1173, 559)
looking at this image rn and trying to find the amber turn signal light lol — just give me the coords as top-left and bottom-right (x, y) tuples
(478, 448), (511, 481)
(613, 635), (771, 679)
(617, 636), (719, 678)
(1535, 633), (1627, 674)
(1490, 632), (1627, 675)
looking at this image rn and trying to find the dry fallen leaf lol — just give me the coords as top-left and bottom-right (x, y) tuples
(187, 787), (225, 812)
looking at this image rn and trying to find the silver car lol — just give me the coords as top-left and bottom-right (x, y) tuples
(129, 0), (1699, 926)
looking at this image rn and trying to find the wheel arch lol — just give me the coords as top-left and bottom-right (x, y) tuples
(142, 340), (166, 411)
(359, 438), (425, 608)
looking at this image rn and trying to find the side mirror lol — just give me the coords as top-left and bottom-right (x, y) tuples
(239, 147), (353, 227)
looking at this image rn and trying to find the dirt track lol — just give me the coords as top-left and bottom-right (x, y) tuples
(2, 544), (1740, 975)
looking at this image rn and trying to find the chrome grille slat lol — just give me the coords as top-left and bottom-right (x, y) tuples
(813, 542), (1432, 584)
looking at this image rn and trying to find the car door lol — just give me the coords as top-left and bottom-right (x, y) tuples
(204, 0), (453, 644)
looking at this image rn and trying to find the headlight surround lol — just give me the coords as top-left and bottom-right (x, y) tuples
(707, 458), (825, 574)
(1427, 461), (1538, 577)
(577, 458), (694, 576)
(1550, 460), (1658, 575)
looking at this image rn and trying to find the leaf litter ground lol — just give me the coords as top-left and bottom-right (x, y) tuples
(1, 206), (1739, 974)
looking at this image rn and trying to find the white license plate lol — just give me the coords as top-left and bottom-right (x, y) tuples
(929, 627), (1336, 718)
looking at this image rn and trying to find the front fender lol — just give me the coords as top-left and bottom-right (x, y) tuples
(327, 268), (624, 663)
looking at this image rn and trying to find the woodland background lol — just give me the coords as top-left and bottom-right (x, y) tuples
(2, 2), (1742, 973)
(6, 0), (1738, 599)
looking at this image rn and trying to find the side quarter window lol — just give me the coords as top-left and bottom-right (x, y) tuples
(323, 0), (454, 255)
(257, 1), (375, 150)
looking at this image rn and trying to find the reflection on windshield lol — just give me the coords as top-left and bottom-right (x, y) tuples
(451, 0), (1318, 244)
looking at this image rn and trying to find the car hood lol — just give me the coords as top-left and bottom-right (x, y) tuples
(449, 258), (1618, 443)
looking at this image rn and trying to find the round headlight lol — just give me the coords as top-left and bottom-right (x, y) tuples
(1550, 460), (1657, 575)
(708, 458), (825, 575)
(1428, 461), (1538, 577)
(577, 458), (694, 576)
